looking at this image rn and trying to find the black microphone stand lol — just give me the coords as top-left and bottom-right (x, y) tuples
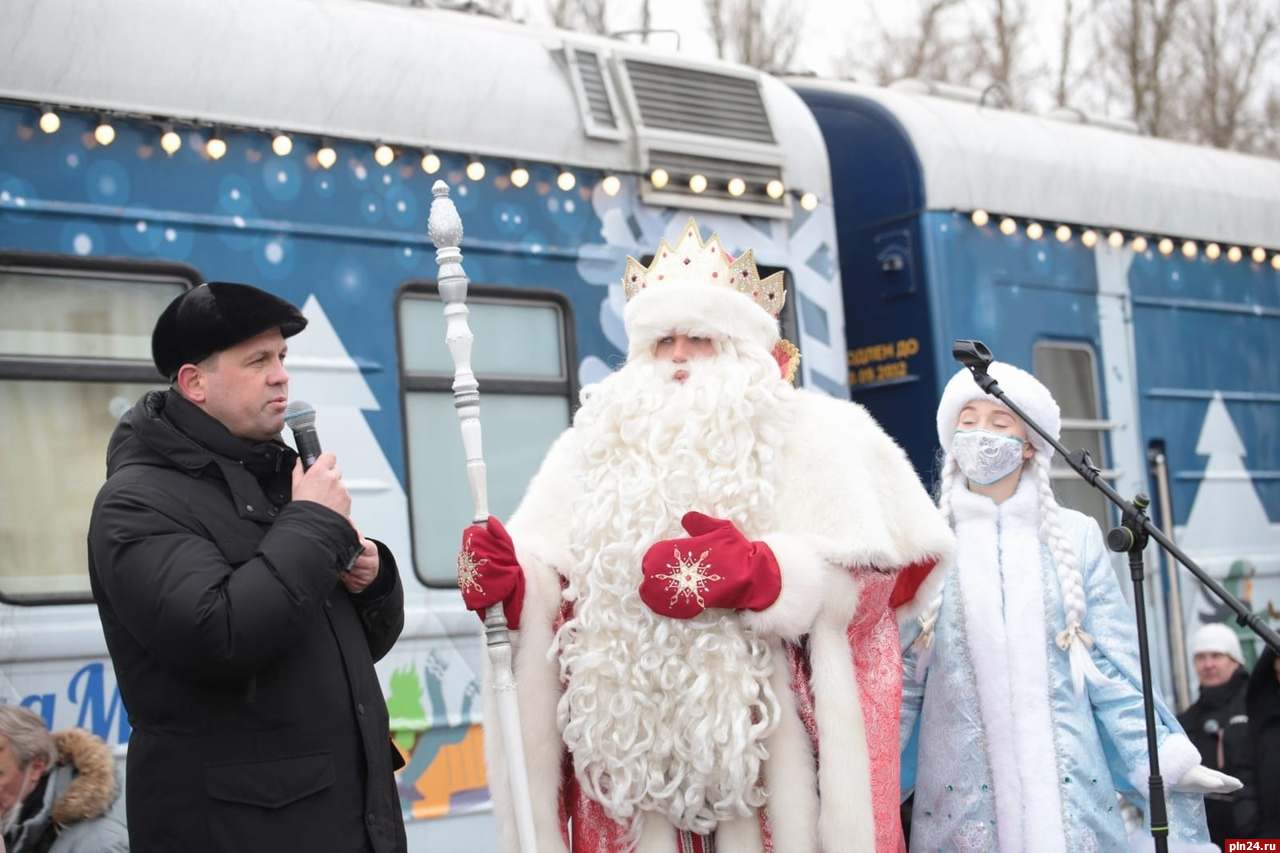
(951, 339), (1280, 852)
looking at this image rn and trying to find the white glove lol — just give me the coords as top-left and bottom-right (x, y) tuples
(1171, 764), (1242, 795)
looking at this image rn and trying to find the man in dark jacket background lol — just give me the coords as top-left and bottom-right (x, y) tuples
(1178, 621), (1256, 843)
(87, 281), (407, 853)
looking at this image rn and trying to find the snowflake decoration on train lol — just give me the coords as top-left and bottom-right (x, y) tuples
(456, 535), (488, 596)
(655, 547), (722, 609)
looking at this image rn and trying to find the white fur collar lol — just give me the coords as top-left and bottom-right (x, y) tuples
(951, 474), (1068, 852)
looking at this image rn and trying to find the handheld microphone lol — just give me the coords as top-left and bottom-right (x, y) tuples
(284, 400), (321, 470)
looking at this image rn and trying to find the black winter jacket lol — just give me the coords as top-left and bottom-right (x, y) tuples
(88, 390), (407, 853)
(1179, 666), (1256, 843)
(1246, 648), (1280, 838)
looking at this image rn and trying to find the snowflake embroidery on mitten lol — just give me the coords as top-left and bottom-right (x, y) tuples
(456, 534), (488, 595)
(657, 547), (722, 609)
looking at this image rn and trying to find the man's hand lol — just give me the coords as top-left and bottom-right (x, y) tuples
(290, 455), (351, 518)
(1171, 764), (1243, 795)
(457, 517), (525, 630)
(639, 512), (781, 619)
(341, 533), (379, 594)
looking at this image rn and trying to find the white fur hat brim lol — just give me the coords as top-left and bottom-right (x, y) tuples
(936, 362), (1061, 457)
(623, 280), (780, 359)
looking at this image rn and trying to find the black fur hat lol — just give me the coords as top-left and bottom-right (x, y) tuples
(151, 282), (308, 379)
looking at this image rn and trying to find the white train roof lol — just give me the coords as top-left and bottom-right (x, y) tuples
(791, 78), (1280, 248)
(0, 0), (831, 211)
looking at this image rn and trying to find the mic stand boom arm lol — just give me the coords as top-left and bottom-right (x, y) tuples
(952, 339), (1280, 853)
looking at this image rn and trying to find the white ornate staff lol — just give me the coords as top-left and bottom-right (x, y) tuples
(427, 180), (539, 853)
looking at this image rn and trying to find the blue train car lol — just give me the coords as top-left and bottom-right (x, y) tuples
(791, 77), (1280, 706)
(0, 1), (841, 847)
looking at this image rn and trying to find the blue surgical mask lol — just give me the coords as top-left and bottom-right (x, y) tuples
(952, 429), (1027, 486)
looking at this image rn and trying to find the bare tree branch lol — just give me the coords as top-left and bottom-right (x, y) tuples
(549, 0), (609, 33)
(1182, 0), (1279, 150)
(703, 0), (803, 72)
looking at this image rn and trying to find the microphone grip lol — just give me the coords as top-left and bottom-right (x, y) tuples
(292, 426), (322, 470)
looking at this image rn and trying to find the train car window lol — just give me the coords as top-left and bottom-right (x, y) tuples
(0, 264), (191, 602)
(1033, 342), (1114, 531)
(399, 287), (576, 587)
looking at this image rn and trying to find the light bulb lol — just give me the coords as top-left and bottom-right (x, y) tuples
(765, 179), (785, 200)
(557, 169), (576, 191)
(688, 173), (707, 193)
(1227, 246), (1243, 263)
(971, 209), (989, 227)
(1158, 237), (1174, 255)
(1055, 224), (1072, 242)
(160, 130), (181, 155)
(421, 152), (440, 174)
(374, 144), (394, 167)
(94, 121), (115, 146)
(1026, 222), (1044, 240)
(1132, 236), (1148, 252)
(1108, 231), (1125, 248)
(466, 159), (486, 181)
(650, 168), (669, 189)
(1000, 217), (1017, 235)
(1252, 246), (1267, 263)
(1205, 243), (1221, 260)
(1082, 230), (1098, 248)
(727, 177), (746, 197)
(272, 134), (293, 156)
(206, 136), (227, 160)
(510, 166), (529, 188)
(799, 192), (819, 211)
(317, 146), (337, 169)
(1181, 240), (1197, 259)
(39, 108), (60, 134)
(1272, 254), (1280, 271)
(601, 175), (621, 196)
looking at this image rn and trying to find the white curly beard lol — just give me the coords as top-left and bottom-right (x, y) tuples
(555, 342), (793, 839)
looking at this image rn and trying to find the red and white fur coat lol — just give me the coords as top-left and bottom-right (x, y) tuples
(483, 374), (953, 853)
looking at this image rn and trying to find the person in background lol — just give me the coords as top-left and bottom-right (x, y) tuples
(0, 704), (128, 853)
(1245, 645), (1280, 838)
(897, 362), (1237, 852)
(459, 219), (953, 852)
(87, 282), (406, 853)
(1179, 622), (1258, 843)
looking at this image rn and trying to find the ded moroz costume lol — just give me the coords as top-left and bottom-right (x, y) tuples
(459, 220), (954, 853)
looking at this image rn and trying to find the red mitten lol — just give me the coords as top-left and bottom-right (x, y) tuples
(457, 516), (525, 630)
(639, 511), (782, 619)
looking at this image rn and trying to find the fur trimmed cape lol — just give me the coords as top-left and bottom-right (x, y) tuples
(484, 388), (954, 853)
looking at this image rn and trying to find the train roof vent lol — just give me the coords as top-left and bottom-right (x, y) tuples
(565, 44), (626, 140)
(622, 58), (777, 144)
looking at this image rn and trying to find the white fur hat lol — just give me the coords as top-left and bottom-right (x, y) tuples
(621, 218), (783, 359)
(936, 361), (1061, 457)
(1191, 622), (1244, 665)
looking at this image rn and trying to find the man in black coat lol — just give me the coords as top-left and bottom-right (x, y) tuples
(1246, 646), (1280, 839)
(1178, 621), (1256, 844)
(88, 282), (407, 853)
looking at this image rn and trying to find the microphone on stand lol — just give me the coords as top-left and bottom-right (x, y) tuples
(952, 339), (998, 393)
(284, 400), (321, 470)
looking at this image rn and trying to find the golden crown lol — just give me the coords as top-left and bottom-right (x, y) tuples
(622, 219), (787, 318)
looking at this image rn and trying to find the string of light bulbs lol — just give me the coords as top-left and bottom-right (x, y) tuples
(18, 101), (821, 211)
(968, 209), (1280, 271)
